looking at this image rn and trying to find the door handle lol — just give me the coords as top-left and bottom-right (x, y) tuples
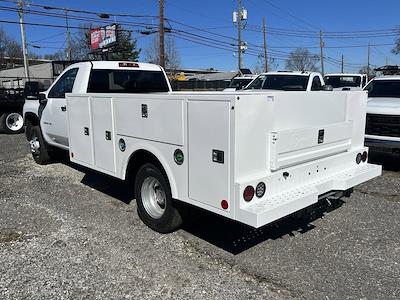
(61, 106), (66, 112)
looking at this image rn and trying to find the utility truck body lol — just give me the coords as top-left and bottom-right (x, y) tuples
(24, 61), (381, 232)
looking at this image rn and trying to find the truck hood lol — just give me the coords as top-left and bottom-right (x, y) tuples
(367, 97), (400, 115)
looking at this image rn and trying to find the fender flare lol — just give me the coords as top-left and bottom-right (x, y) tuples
(122, 142), (179, 199)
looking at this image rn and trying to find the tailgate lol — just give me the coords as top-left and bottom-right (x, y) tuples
(270, 121), (352, 170)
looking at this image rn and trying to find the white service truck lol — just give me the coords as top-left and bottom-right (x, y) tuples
(24, 61), (381, 233)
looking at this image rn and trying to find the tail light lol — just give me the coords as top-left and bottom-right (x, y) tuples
(221, 200), (229, 209)
(243, 185), (255, 202)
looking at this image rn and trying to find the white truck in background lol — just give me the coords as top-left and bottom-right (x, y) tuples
(324, 73), (368, 91)
(364, 76), (400, 155)
(244, 71), (325, 91)
(23, 61), (381, 233)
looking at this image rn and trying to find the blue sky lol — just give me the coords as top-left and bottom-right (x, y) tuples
(1, 0), (400, 72)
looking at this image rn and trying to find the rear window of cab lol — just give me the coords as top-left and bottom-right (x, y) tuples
(87, 69), (169, 93)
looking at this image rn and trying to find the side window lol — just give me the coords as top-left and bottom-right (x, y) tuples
(311, 76), (322, 91)
(48, 68), (78, 98)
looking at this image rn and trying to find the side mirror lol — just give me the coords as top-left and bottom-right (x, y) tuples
(323, 85), (333, 91)
(38, 93), (47, 104)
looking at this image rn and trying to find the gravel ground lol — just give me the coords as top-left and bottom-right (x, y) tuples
(0, 133), (399, 299)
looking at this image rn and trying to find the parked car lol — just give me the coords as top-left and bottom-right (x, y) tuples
(24, 61), (381, 233)
(245, 71), (325, 91)
(324, 73), (368, 91)
(364, 76), (400, 155)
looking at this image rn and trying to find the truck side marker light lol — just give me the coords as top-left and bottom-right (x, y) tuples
(221, 200), (229, 209)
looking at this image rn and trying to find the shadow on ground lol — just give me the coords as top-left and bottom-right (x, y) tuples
(369, 150), (400, 172)
(62, 154), (345, 255)
(181, 198), (344, 255)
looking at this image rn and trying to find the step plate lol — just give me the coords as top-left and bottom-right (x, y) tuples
(238, 163), (382, 228)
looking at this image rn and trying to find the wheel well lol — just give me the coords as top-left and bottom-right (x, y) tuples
(126, 149), (170, 189)
(24, 113), (39, 127)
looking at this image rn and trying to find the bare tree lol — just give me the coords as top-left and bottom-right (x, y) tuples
(253, 53), (278, 74)
(144, 34), (181, 72)
(285, 48), (319, 72)
(0, 26), (23, 69)
(392, 26), (400, 54)
(359, 65), (376, 78)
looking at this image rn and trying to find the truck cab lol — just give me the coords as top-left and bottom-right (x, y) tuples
(245, 71), (325, 91)
(23, 61), (171, 155)
(324, 73), (368, 91)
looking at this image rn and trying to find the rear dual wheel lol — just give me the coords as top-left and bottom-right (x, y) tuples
(135, 163), (183, 233)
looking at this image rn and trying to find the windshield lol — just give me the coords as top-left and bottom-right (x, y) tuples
(245, 74), (309, 91)
(228, 78), (253, 89)
(324, 76), (361, 88)
(364, 80), (400, 98)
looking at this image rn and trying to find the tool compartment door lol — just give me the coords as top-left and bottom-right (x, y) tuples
(91, 96), (116, 174)
(188, 100), (231, 210)
(270, 121), (353, 170)
(67, 95), (94, 165)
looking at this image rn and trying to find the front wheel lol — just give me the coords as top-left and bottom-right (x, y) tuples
(28, 125), (52, 165)
(135, 163), (182, 233)
(0, 112), (24, 134)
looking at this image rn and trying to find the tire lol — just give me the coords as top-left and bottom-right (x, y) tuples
(0, 111), (24, 134)
(28, 125), (52, 165)
(134, 163), (182, 233)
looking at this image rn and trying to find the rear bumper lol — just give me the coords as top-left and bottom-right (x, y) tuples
(235, 151), (382, 228)
(365, 137), (400, 154)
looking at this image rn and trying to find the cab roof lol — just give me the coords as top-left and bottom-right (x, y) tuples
(324, 73), (365, 77)
(372, 75), (400, 81)
(89, 61), (163, 71)
(258, 71), (320, 77)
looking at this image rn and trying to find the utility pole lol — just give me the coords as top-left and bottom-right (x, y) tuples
(341, 54), (344, 73)
(319, 30), (324, 76)
(367, 43), (370, 80)
(262, 16), (268, 72)
(18, 0), (29, 81)
(159, 0), (165, 69)
(237, 0), (242, 70)
(65, 9), (72, 60)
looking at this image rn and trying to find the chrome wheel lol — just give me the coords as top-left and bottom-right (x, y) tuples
(29, 136), (40, 154)
(141, 177), (166, 219)
(5, 112), (23, 132)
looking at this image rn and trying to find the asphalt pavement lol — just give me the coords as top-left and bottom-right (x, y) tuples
(0, 133), (399, 299)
